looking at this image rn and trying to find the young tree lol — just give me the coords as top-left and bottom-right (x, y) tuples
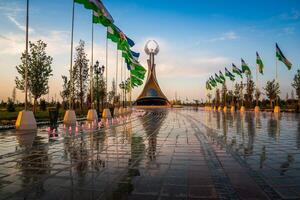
(292, 69), (300, 108)
(12, 87), (16, 103)
(264, 79), (280, 108)
(245, 75), (255, 108)
(15, 40), (53, 113)
(73, 40), (89, 113)
(291, 90), (295, 100)
(234, 83), (241, 107)
(60, 76), (70, 104)
(221, 83), (227, 106)
(108, 79), (117, 105)
(7, 98), (15, 112)
(94, 70), (106, 112)
(255, 88), (261, 106)
(215, 88), (220, 107)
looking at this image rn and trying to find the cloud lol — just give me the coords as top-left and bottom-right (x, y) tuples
(283, 27), (295, 35)
(7, 15), (35, 33)
(280, 10), (300, 20)
(208, 31), (238, 42)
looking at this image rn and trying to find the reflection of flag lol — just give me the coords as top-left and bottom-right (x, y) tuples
(225, 68), (235, 81)
(256, 52), (264, 74)
(232, 63), (243, 78)
(276, 43), (292, 70)
(241, 58), (251, 75)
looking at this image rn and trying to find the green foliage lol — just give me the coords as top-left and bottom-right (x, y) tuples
(15, 40), (53, 113)
(264, 79), (280, 108)
(6, 98), (15, 112)
(292, 70), (300, 101)
(245, 75), (255, 107)
(40, 99), (47, 111)
(73, 40), (89, 112)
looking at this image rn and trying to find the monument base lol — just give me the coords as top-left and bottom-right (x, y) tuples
(230, 106), (235, 113)
(87, 109), (98, 122)
(274, 106), (280, 113)
(15, 111), (37, 130)
(113, 107), (119, 117)
(240, 106), (246, 112)
(254, 106), (260, 113)
(102, 108), (112, 119)
(63, 110), (77, 125)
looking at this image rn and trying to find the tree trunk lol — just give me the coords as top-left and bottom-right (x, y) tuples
(33, 98), (37, 114)
(270, 98), (273, 108)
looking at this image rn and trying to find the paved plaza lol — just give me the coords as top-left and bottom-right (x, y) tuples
(0, 108), (300, 199)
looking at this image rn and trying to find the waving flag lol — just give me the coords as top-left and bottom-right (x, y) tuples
(219, 71), (226, 82)
(276, 43), (292, 70)
(256, 52), (264, 74)
(209, 76), (217, 87)
(215, 73), (224, 84)
(130, 50), (140, 61)
(225, 68), (235, 81)
(232, 63), (243, 78)
(76, 0), (114, 24)
(206, 81), (212, 90)
(241, 58), (251, 75)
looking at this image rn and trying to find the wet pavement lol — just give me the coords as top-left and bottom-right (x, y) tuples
(0, 108), (299, 199)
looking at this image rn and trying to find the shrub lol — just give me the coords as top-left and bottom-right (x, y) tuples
(7, 98), (15, 112)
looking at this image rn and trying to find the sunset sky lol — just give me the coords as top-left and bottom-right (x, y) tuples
(0, 0), (299, 102)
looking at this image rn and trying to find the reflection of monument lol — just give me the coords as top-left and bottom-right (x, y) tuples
(136, 40), (170, 106)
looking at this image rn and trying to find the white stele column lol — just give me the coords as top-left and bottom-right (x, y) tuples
(254, 106), (260, 112)
(15, 111), (37, 130)
(240, 106), (246, 112)
(274, 106), (280, 113)
(63, 110), (77, 125)
(87, 109), (98, 122)
(102, 108), (112, 119)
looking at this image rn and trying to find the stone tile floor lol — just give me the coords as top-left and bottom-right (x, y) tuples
(0, 108), (299, 199)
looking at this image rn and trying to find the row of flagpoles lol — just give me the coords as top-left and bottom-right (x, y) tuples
(72, 0), (147, 110)
(205, 43), (293, 110)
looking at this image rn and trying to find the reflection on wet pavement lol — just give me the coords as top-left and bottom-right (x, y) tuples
(0, 108), (299, 199)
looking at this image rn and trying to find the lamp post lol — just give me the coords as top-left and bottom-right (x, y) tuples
(94, 61), (105, 114)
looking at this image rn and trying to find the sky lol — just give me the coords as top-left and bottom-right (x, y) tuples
(0, 0), (299, 102)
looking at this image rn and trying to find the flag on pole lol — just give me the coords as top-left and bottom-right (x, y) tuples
(256, 52), (264, 74)
(219, 71), (226, 82)
(209, 76), (217, 87)
(232, 63), (243, 78)
(130, 50), (140, 61)
(276, 43), (292, 70)
(225, 68), (235, 81)
(241, 58), (251, 75)
(76, 0), (114, 24)
(206, 81), (212, 90)
(92, 11), (112, 27)
(215, 73), (223, 84)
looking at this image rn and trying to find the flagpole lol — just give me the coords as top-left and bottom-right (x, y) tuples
(90, 11), (94, 109)
(69, 0), (75, 110)
(121, 57), (124, 107)
(24, 0), (29, 111)
(256, 60), (259, 106)
(105, 27), (108, 108)
(115, 48), (118, 106)
(276, 57), (278, 106)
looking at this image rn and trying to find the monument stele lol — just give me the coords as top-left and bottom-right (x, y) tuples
(135, 40), (170, 106)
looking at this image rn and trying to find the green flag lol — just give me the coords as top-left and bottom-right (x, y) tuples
(131, 74), (143, 86)
(232, 63), (243, 78)
(107, 25), (120, 43)
(225, 68), (235, 81)
(256, 52), (264, 74)
(215, 73), (224, 84)
(276, 43), (292, 70)
(93, 11), (112, 27)
(206, 81), (212, 90)
(219, 71), (226, 82)
(75, 0), (114, 23)
(241, 58), (251, 75)
(209, 76), (217, 87)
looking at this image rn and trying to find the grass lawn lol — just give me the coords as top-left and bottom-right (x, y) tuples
(0, 107), (89, 125)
